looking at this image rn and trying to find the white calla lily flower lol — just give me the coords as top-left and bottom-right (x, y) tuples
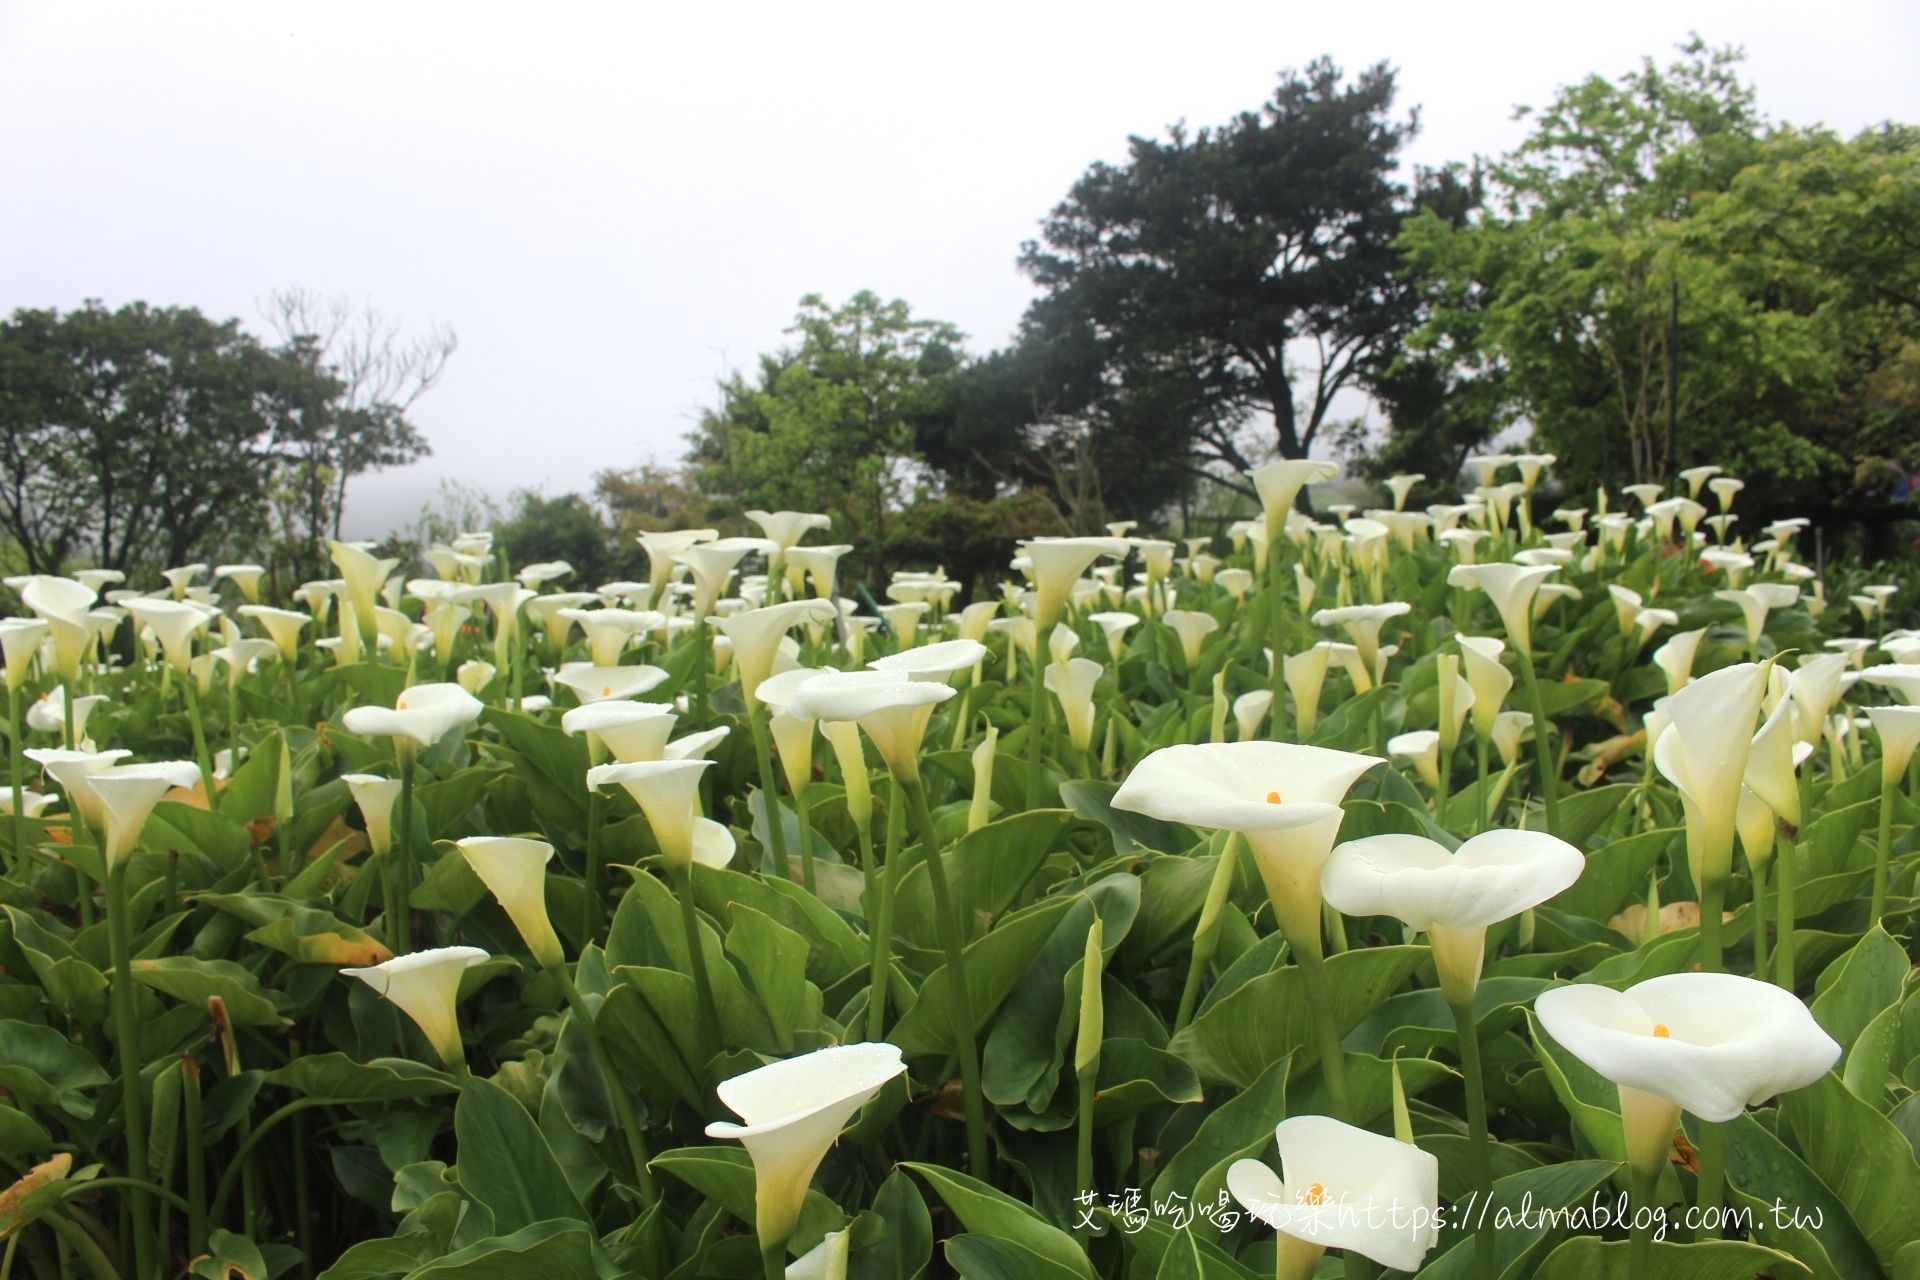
(457, 837), (564, 969)
(341, 946), (489, 1069)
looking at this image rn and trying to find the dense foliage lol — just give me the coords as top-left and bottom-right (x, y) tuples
(0, 457), (1917, 1280)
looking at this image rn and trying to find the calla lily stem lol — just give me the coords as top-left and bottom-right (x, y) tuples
(106, 863), (157, 1280)
(1516, 654), (1561, 837)
(7, 683), (21, 869)
(1448, 995), (1496, 1280)
(1293, 944), (1352, 1121)
(553, 965), (659, 1208)
(394, 751), (417, 956)
(903, 777), (990, 1180)
(1694, 1119), (1726, 1241)
(673, 863), (724, 1070)
(865, 780), (906, 1043)
(1026, 659), (1051, 808)
(1698, 877), (1726, 974)
(746, 702), (792, 882)
(180, 679), (216, 806)
(1774, 826), (1797, 989)
(1872, 776), (1894, 922)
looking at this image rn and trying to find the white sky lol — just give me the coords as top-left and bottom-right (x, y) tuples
(3, 1), (1917, 537)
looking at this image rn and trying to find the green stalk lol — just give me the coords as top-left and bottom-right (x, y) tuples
(903, 778), (989, 1179)
(8, 683), (21, 870)
(1435, 740), (1453, 829)
(795, 784), (816, 893)
(553, 966), (659, 1207)
(181, 679), (217, 805)
(1026, 656), (1051, 809)
(747, 702), (791, 880)
(106, 865), (156, 1280)
(1174, 835), (1240, 1034)
(1474, 736), (1490, 835)
(1516, 653), (1562, 836)
(207, 1098), (329, 1227)
(690, 622), (711, 729)
(1073, 1065), (1098, 1245)
(1698, 876), (1726, 974)
(394, 750), (417, 956)
(1872, 776), (1894, 923)
(1449, 996), (1496, 1280)
(1750, 856), (1768, 980)
(1694, 1120), (1726, 1240)
(760, 1242), (784, 1280)
(1293, 943), (1352, 1121)
(584, 790), (606, 942)
(1269, 536), (1289, 740)
(672, 863), (723, 1071)
(182, 1055), (206, 1257)
(864, 781), (906, 1042)
(1774, 827), (1797, 990)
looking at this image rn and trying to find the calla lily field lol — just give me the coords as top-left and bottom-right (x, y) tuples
(2, 457), (1920, 1280)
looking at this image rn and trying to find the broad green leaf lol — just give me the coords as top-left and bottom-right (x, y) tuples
(1153, 1052), (1290, 1237)
(725, 903), (816, 1052)
(316, 1235), (438, 1280)
(1058, 780), (1191, 854)
(1717, 1110), (1880, 1280)
(946, 1235), (1087, 1280)
(647, 1145), (846, 1256)
(1526, 1008), (1624, 1161)
(452, 1077), (587, 1233)
(267, 1054), (461, 1102)
(406, 1220), (597, 1280)
(189, 1229), (269, 1280)
(0, 1103), (52, 1158)
(1533, 1237), (1803, 1280)
(1092, 1037), (1203, 1124)
(1169, 946), (1428, 1088)
(891, 895), (1077, 1057)
(892, 809), (1073, 948)
(1781, 1071), (1920, 1270)
(131, 956), (286, 1026)
(1810, 925), (1907, 1052)
(847, 1168), (933, 1280)
(1419, 1159), (1616, 1280)
(903, 1161), (1096, 1280)
(1550, 827), (1680, 921)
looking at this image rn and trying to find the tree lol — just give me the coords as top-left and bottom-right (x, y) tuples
(1394, 39), (1920, 524)
(496, 490), (617, 586)
(0, 302), (329, 575)
(687, 292), (964, 581)
(1014, 57), (1422, 489)
(264, 288), (453, 574)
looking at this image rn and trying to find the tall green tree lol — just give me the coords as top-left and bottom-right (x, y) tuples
(1012, 57), (1423, 489)
(687, 291), (963, 579)
(0, 302), (332, 575)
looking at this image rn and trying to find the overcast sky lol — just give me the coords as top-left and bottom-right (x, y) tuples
(4, 1), (1917, 537)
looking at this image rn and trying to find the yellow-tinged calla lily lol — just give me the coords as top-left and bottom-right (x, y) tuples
(1652, 628), (1706, 695)
(1227, 1115), (1441, 1276)
(0, 618), (49, 692)
(705, 1042), (907, 1258)
(1113, 741), (1378, 956)
(1311, 603), (1410, 670)
(967, 726), (998, 832)
(558, 608), (660, 667)
(676, 538), (768, 619)
(1044, 657), (1102, 753)
(1387, 730), (1441, 789)
(1868, 705), (1920, 783)
(329, 541), (386, 642)
(785, 669), (954, 784)
(341, 946), (489, 1069)
(25, 746), (130, 832)
(745, 510), (832, 553)
(342, 774), (403, 856)
(1087, 611), (1139, 661)
(788, 545), (853, 602)
(716, 600), (836, 707)
(638, 529), (717, 597)
(215, 564), (266, 603)
(1653, 661), (1769, 895)
(341, 682), (483, 750)
(23, 577), (98, 680)
(457, 837), (564, 969)
(822, 719), (873, 831)
(877, 601), (929, 648)
(1534, 973), (1839, 1180)
(455, 660), (495, 695)
(1455, 636), (1512, 739)
(1323, 829), (1583, 1003)
(785, 1229), (850, 1280)
(1744, 668), (1804, 827)
(1022, 537), (1130, 630)
(561, 700), (676, 763)
(84, 761), (202, 869)
(238, 605), (311, 663)
(1284, 643), (1334, 736)
(587, 759), (711, 866)
(1247, 459), (1340, 537)
(1492, 711), (1532, 766)
(1163, 609), (1220, 668)
(1447, 563), (1557, 654)
(550, 664), (670, 704)
(1234, 689), (1272, 741)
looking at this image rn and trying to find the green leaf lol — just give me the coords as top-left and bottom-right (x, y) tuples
(1058, 780), (1191, 854)
(1781, 1071), (1920, 1270)
(648, 1145), (847, 1255)
(1550, 827), (1680, 921)
(892, 895), (1077, 1057)
(131, 956), (286, 1026)
(452, 1078), (587, 1234)
(1532, 1237), (1804, 1280)
(1419, 1159), (1616, 1279)
(1554, 783), (1639, 849)
(316, 1234), (438, 1280)
(1526, 1009), (1624, 1161)
(1169, 946), (1428, 1088)
(0, 1103), (52, 1159)
(902, 1161), (1096, 1280)
(1810, 925), (1907, 1052)
(267, 1054), (461, 1102)
(405, 1220), (597, 1280)
(1718, 1110), (1881, 1280)
(189, 1229), (269, 1280)
(1092, 1037), (1203, 1124)
(725, 904), (815, 1052)
(946, 1235), (1088, 1280)
(893, 809), (1074, 948)
(0, 1019), (111, 1118)
(245, 906), (393, 967)
(1152, 1052), (1290, 1237)
(845, 1168), (932, 1280)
